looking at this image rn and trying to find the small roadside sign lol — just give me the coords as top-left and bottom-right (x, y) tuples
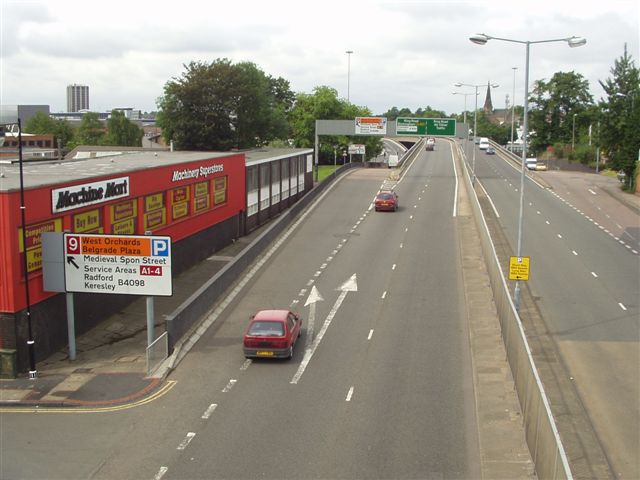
(64, 233), (172, 296)
(509, 256), (530, 281)
(348, 144), (366, 154)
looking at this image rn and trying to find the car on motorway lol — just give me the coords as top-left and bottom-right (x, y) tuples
(478, 137), (490, 150)
(243, 309), (302, 359)
(535, 163), (548, 171)
(374, 190), (399, 211)
(485, 146), (495, 155)
(425, 137), (435, 151)
(525, 157), (538, 170)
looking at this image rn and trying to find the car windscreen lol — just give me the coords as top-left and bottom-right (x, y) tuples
(377, 193), (394, 200)
(248, 321), (285, 336)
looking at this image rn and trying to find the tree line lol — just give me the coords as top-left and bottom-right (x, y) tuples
(24, 48), (639, 187)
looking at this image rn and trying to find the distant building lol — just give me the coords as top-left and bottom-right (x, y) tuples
(0, 105), (50, 126)
(67, 84), (90, 112)
(483, 81), (494, 113)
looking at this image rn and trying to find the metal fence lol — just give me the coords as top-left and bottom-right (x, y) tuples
(146, 331), (168, 376)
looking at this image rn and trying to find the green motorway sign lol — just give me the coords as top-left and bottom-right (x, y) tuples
(396, 117), (456, 136)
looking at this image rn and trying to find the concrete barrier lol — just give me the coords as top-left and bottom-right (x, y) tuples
(453, 140), (572, 479)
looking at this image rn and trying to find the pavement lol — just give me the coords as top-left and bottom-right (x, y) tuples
(0, 167), (637, 411)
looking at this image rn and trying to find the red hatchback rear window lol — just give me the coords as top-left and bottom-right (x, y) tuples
(248, 321), (284, 336)
(377, 193), (394, 200)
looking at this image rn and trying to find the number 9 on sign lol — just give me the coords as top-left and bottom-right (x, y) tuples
(66, 235), (80, 254)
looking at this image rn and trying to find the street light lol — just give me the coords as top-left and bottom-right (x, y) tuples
(470, 33), (586, 311)
(510, 67), (518, 152)
(451, 90), (478, 127)
(454, 81), (499, 184)
(346, 50), (353, 103)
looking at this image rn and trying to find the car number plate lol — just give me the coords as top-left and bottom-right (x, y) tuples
(257, 351), (274, 356)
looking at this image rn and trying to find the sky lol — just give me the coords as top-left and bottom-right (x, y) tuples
(1, 0), (638, 117)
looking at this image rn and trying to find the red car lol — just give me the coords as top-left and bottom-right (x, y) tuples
(374, 190), (399, 212)
(243, 309), (302, 359)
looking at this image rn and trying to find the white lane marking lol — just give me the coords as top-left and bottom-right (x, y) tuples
(202, 403), (218, 419)
(177, 432), (196, 450)
(546, 220), (550, 225)
(572, 250), (578, 256)
(392, 264), (396, 270)
(400, 243), (404, 249)
(240, 359), (252, 370)
(222, 379), (237, 393)
(619, 303), (627, 311)
(154, 467), (169, 480)
(591, 272), (598, 278)
(299, 288), (307, 297)
(304, 285), (324, 349)
(368, 329), (374, 340)
(306, 279), (315, 286)
(405, 227), (409, 232)
(476, 179), (500, 218)
(410, 215), (414, 219)
(381, 291), (387, 299)
(588, 189), (597, 195)
(320, 263), (328, 269)
(449, 140), (459, 218)
(291, 275), (358, 385)
(557, 234), (563, 239)
(346, 386), (355, 402)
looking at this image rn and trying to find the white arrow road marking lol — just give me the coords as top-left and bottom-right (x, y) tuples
(291, 274), (357, 384)
(304, 285), (324, 349)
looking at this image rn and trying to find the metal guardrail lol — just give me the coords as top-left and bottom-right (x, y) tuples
(146, 331), (168, 376)
(453, 139), (573, 480)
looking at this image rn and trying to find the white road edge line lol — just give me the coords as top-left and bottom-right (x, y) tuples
(368, 329), (374, 340)
(619, 303), (627, 311)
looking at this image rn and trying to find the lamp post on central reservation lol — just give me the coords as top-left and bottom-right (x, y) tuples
(454, 81), (498, 185)
(470, 33), (586, 311)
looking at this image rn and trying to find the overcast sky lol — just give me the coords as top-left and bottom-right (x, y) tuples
(1, 0), (638, 117)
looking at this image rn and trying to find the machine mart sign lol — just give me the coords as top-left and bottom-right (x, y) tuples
(64, 233), (172, 296)
(396, 118), (456, 136)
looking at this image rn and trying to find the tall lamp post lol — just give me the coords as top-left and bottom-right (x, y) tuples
(470, 33), (586, 311)
(454, 81), (499, 185)
(452, 90), (478, 129)
(346, 50), (353, 103)
(510, 67), (518, 152)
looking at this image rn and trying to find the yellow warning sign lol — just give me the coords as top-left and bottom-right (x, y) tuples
(509, 256), (530, 281)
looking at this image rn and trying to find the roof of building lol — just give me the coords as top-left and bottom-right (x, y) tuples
(0, 147), (314, 192)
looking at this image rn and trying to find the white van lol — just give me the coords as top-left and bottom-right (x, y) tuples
(525, 158), (537, 170)
(388, 154), (399, 168)
(478, 137), (489, 150)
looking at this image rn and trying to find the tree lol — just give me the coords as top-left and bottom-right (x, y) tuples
(288, 86), (382, 163)
(24, 111), (74, 149)
(104, 110), (143, 146)
(528, 71), (594, 154)
(74, 112), (105, 146)
(156, 59), (292, 150)
(598, 44), (640, 188)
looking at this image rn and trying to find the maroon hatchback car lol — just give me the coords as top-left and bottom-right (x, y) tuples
(374, 190), (399, 212)
(243, 309), (302, 359)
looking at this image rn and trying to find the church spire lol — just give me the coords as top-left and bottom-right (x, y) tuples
(483, 81), (494, 113)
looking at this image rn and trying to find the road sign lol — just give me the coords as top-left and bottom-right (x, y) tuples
(355, 117), (387, 135)
(64, 233), (172, 296)
(396, 118), (456, 136)
(348, 144), (366, 154)
(509, 256), (530, 281)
